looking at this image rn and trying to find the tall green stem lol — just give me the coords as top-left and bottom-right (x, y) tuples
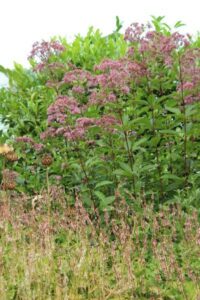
(118, 111), (136, 194)
(178, 56), (188, 185)
(77, 147), (96, 211)
(151, 108), (164, 200)
(108, 135), (118, 188)
(46, 167), (51, 225)
(145, 70), (164, 200)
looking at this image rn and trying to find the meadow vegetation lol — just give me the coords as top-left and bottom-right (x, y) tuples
(0, 16), (200, 299)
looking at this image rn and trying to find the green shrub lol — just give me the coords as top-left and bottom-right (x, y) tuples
(1, 17), (200, 211)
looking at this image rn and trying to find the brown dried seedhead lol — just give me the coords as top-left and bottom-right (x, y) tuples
(1, 169), (18, 191)
(5, 151), (18, 162)
(42, 154), (53, 166)
(2, 181), (16, 191)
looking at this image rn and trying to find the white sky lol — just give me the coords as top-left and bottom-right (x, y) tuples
(0, 0), (200, 69)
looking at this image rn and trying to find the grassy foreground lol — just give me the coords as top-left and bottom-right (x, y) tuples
(0, 192), (200, 300)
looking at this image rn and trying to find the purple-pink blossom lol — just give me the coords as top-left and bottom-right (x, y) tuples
(29, 40), (65, 61)
(16, 136), (35, 144)
(177, 82), (194, 92)
(47, 96), (81, 124)
(33, 143), (45, 152)
(63, 69), (94, 85)
(16, 136), (44, 152)
(72, 86), (85, 95)
(93, 59), (145, 95)
(76, 117), (96, 127)
(40, 127), (57, 140)
(96, 115), (120, 132)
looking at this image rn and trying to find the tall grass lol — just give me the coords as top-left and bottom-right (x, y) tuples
(0, 192), (199, 299)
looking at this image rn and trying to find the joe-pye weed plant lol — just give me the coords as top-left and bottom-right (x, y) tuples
(0, 16), (200, 300)
(15, 16), (200, 210)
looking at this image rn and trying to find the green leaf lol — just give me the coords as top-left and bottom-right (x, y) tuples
(159, 130), (180, 135)
(131, 138), (147, 151)
(161, 174), (183, 181)
(150, 136), (160, 147)
(94, 191), (115, 209)
(95, 181), (113, 189)
(94, 191), (106, 202)
(174, 21), (185, 28)
(119, 162), (133, 174)
(165, 106), (181, 115)
(113, 163), (134, 178)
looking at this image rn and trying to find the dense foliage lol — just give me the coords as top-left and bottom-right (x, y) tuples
(0, 16), (200, 299)
(1, 17), (200, 211)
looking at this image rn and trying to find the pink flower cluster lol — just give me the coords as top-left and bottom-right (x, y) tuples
(29, 40), (65, 60)
(40, 128), (57, 140)
(177, 82), (194, 91)
(38, 22), (198, 148)
(87, 58), (146, 107)
(62, 126), (86, 141)
(72, 86), (85, 95)
(125, 23), (190, 67)
(89, 91), (117, 106)
(177, 49), (200, 104)
(59, 68), (98, 99)
(29, 40), (65, 72)
(16, 136), (44, 152)
(40, 111), (121, 141)
(42, 62), (66, 77)
(16, 136), (35, 144)
(63, 69), (96, 86)
(76, 117), (96, 127)
(96, 115), (120, 132)
(95, 60), (128, 89)
(41, 117), (97, 141)
(47, 96), (81, 124)
(180, 49), (200, 82)
(57, 126), (86, 141)
(86, 59), (145, 107)
(95, 58), (144, 89)
(46, 80), (61, 89)
(124, 22), (146, 43)
(125, 25), (200, 106)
